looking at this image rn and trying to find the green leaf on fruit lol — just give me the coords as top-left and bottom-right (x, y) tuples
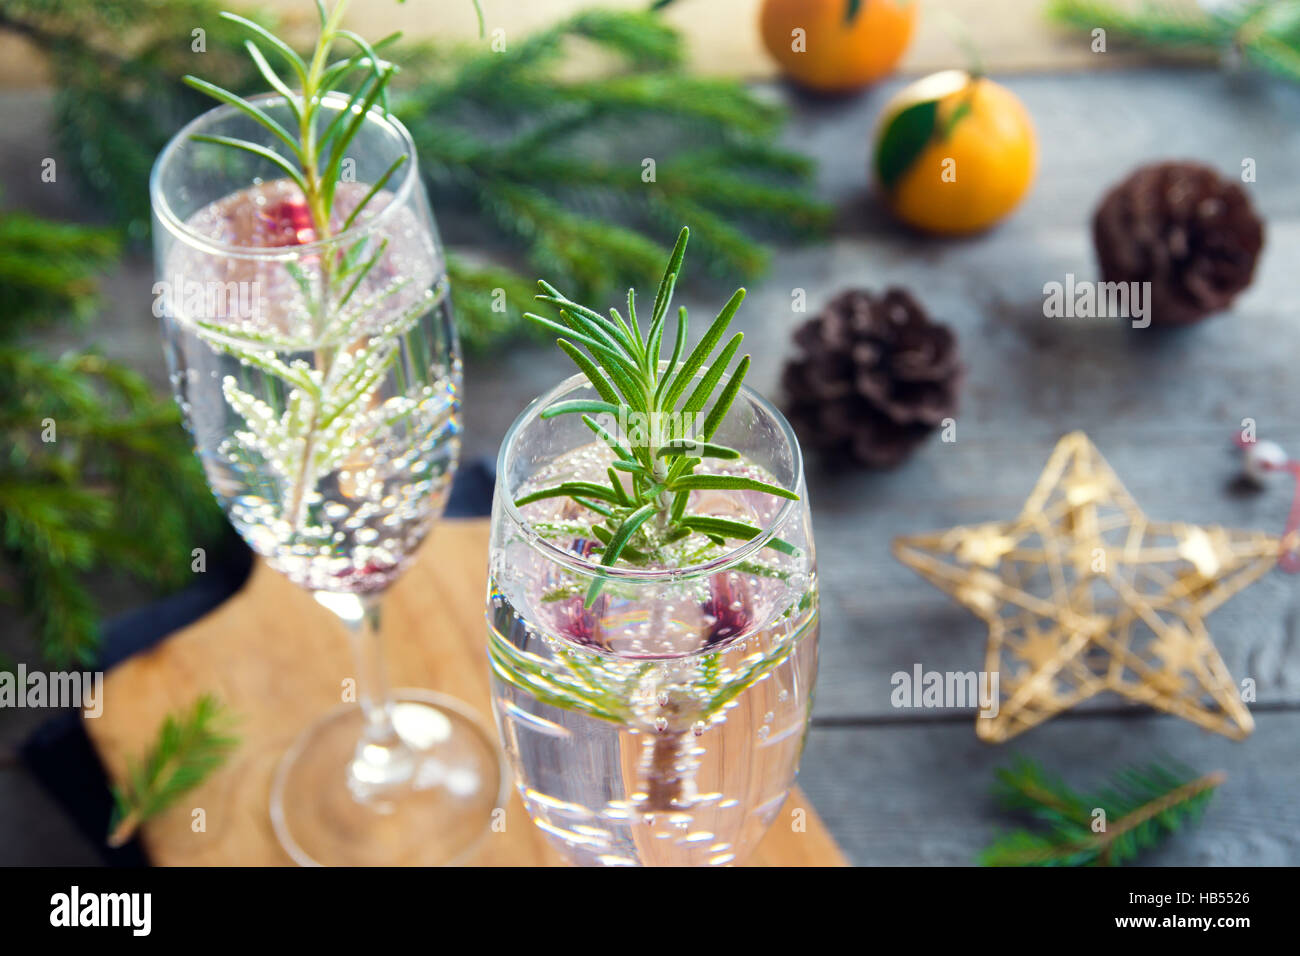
(875, 98), (938, 191)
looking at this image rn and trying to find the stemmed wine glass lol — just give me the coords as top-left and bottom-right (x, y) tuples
(150, 92), (503, 866)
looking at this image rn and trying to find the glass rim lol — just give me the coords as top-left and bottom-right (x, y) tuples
(496, 371), (806, 584)
(149, 91), (420, 260)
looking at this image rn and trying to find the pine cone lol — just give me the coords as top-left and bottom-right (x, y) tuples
(1093, 161), (1264, 326)
(782, 288), (960, 469)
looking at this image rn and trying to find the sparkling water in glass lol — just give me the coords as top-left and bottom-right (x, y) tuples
(488, 374), (819, 866)
(151, 93), (503, 866)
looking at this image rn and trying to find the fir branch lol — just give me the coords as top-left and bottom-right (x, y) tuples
(980, 755), (1224, 867)
(1047, 0), (1226, 47)
(446, 255), (542, 347)
(0, 209), (118, 331)
(1048, 0), (1300, 85)
(4, 542), (100, 667)
(0, 348), (224, 664)
(108, 695), (239, 847)
(407, 11), (829, 305)
(0, 210), (224, 666)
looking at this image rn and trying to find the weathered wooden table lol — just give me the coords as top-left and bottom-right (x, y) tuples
(5, 58), (1300, 864)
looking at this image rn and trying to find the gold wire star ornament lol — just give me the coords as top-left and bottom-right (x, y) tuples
(893, 432), (1285, 743)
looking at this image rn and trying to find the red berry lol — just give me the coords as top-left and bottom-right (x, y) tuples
(702, 572), (752, 647)
(553, 594), (605, 648)
(259, 197), (317, 246)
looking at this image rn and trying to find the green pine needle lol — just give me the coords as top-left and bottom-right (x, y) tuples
(980, 755), (1225, 867)
(108, 694), (239, 847)
(520, 226), (800, 606)
(1048, 0), (1300, 85)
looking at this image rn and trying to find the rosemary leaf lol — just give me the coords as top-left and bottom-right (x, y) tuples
(516, 482), (622, 506)
(656, 441), (740, 459)
(660, 287), (746, 413)
(702, 353), (750, 440)
(322, 66), (395, 210)
(587, 501), (657, 605)
(181, 76), (303, 158)
(681, 331), (743, 417)
(539, 399), (621, 420)
(653, 306), (690, 407)
(219, 11), (309, 81)
(243, 41), (301, 115)
(581, 414), (638, 465)
(557, 341), (621, 406)
(341, 154), (406, 230)
(187, 134), (309, 195)
(668, 473), (799, 500)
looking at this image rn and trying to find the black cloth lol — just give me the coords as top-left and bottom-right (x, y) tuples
(19, 458), (496, 865)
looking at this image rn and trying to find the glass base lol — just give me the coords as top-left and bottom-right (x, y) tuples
(270, 689), (505, 866)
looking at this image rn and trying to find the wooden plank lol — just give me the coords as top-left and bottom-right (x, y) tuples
(800, 710), (1300, 865)
(82, 519), (846, 866)
(316, 0), (1148, 78)
(0, 0), (1142, 90)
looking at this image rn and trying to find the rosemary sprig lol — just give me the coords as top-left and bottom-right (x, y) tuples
(183, 1), (404, 238)
(521, 226), (801, 605)
(107, 694), (239, 848)
(980, 755), (1224, 866)
(178, 2), (479, 538)
(182, 0), (484, 239)
(181, 1), (416, 349)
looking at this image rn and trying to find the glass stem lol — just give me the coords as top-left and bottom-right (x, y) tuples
(315, 591), (414, 802)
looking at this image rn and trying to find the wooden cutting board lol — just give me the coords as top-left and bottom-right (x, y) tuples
(83, 518), (847, 866)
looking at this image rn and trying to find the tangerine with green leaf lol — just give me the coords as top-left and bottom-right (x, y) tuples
(760, 0), (916, 93)
(872, 69), (1037, 235)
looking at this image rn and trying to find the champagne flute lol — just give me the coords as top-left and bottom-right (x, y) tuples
(150, 92), (503, 866)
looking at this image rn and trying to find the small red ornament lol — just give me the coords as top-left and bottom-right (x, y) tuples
(1233, 432), (1300, 573)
